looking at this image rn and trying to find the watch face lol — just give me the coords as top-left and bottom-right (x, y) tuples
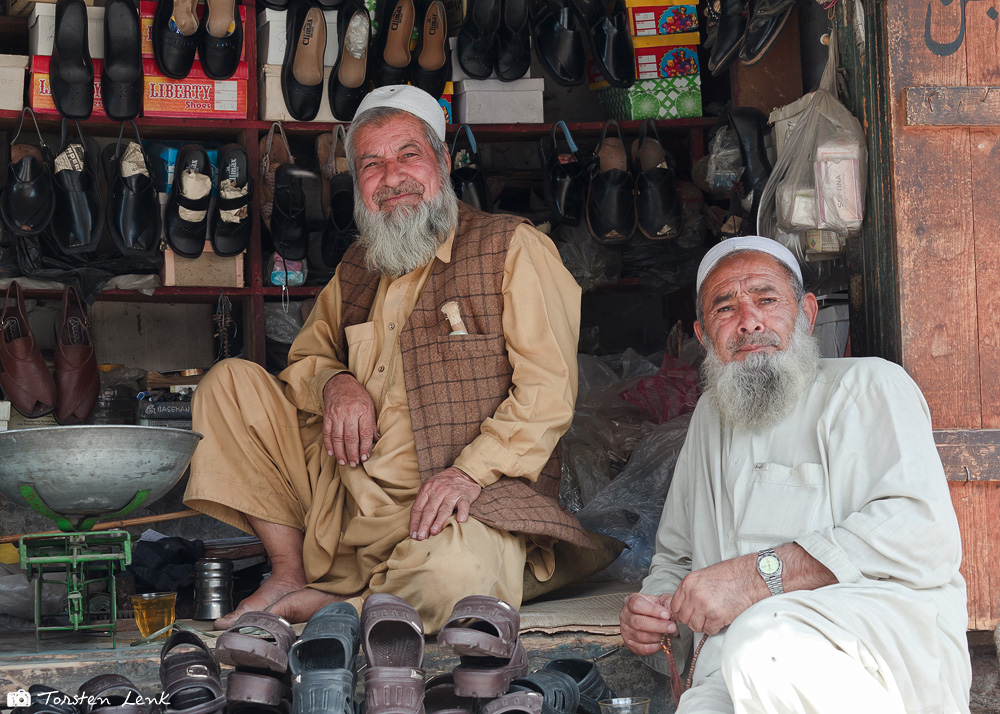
(759, 554), (780, 576)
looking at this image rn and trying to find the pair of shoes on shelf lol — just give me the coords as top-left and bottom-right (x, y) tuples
(538, 121), (585, 227)
(450, 125), (492, 213)
(587, 119), (683, 243)
(457, 0), (529, 81)
(0, 282), (99, 425)
(0, 109), (104, 257)
(530, 0), (633, 88)
(316, 125), (358, 268)
(164, 142), (252, 259)
(371, 0), (451, 98)
(259, 122), (312, 264)
(707, 0), (796, 76)
(153, 0), (244, 80)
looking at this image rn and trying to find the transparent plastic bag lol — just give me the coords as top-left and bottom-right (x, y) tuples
(705, 126), (743, 193)
(759, 27), (867, 238)
(556, 223), (622, 293)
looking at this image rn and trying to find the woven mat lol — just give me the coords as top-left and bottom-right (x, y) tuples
(519, 580), (638, 635)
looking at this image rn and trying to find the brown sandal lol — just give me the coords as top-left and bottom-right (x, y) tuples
(159, 630), (226, 714)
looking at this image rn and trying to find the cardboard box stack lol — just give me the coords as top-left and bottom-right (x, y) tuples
(449, 37), (541, 124)
(27, 0), (249, 119)
(594, 0), (703, 120)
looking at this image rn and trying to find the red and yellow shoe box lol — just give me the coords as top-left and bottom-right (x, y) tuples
(588, 32), (699, 89)
(144, 59), (248, 119)
(30, 55), (108, 117)
(626, 0), (699, 37)
(139, 0), (246, 61)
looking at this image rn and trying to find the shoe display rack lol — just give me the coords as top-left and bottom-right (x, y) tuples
(0, 0), (717, 368)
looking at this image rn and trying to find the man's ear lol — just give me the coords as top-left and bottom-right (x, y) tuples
(694, 320), (705, 346)
(802, 293), (819, 333)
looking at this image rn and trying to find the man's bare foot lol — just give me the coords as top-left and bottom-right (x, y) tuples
(264, 588), (354, 624)
(214, 574), (307, 630)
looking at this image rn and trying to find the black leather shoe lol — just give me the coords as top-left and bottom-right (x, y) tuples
(572, 0), (634, 88)
(495, 0), (530, 80)
(411, 0), (450, 97)
(372, 0), (415, 86)
(586, 120), (635, 244)
(51, 0), (94, 119)
(0, 109), (55, 238)
(270, 164), (310, 261)
(281, 0), (327, 121)
(739, 0), (795, 66)
(210, 144), (252, 256)
(703, 0), (721, 49)
(531, 0), (586, 87)
(319, 127), (358, 268)
(631, 119), (682, 240)
(164, 144), (212, 258)
(102, 121), (160, 258)
(538, 120), (584, 226)
(450, 124), (491, 212)
(707, 0), (747, 76)
(329, 0), (371, 120)
(200, 0), (244, 79)
(152, 0), (200, 79)
(457, 0), (499, 79)
(727, 106), (772, 225)
(51, 119), (104, 256)
(101, 0), (142, 121)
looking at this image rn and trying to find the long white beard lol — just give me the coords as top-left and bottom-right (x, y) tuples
(354, 179), (459, 277)
(700, 311), (821, 432)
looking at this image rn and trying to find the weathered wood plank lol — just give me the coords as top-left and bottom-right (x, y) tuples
(935, 429), (1000, 480)
(971, 130), (1000, 427)
(905, 87), (1000, 126)
(950, 482), (1000, 631)
(729, 6), (802, 115)
(888, 1), (980, 429)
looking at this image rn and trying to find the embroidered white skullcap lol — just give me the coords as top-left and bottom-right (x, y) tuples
(354, 85), (446, 142)
(696, 236), (803, 292)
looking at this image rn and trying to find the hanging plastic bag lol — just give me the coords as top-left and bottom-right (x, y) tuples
(758, 26), (867, 241)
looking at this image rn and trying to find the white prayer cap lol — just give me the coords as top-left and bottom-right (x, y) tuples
(696, 236), (803, 292)
(354, 85), (446, 142)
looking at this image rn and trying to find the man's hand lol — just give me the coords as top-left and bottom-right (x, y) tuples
(408, 467), (482, 541)
(669, 555), (758, 635)
(323, 373), (378, 467)
(620, 592), (677, 657)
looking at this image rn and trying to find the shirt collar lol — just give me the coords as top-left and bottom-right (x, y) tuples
(435, 223), (457, 264)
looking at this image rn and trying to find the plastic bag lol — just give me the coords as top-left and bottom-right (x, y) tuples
(759, 26), (867, 240)
(705, 126), (743, 193)
(264, 301), (305, 344)
(556, 223), (622, 293)
(619, 354), (699, 424)
(575, 414), (692, 582)
(0, 563), (66, 622)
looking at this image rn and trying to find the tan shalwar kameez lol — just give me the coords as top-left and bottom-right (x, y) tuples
(642, 358), (971, 714)
(184, 223), (581, 631)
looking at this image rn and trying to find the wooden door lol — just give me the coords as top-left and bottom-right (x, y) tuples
(840, 0), (1000, 630)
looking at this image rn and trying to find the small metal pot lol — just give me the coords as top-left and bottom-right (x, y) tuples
(193, 558), (234, 620)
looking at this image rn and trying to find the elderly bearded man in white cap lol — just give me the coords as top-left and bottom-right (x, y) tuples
(620, 236), (972, 714)
(186, 85), (590, 631)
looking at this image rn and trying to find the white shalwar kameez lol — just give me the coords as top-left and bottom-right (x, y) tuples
(641, 357), (972, 714)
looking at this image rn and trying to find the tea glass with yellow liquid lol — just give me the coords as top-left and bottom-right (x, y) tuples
(131, 591), (177, 639)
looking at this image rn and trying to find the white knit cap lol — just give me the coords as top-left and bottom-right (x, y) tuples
(696, 236), (803, 292)
(354, 85), (447, 142)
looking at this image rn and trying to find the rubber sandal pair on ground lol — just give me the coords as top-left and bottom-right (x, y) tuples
(215, 611), (297, 714)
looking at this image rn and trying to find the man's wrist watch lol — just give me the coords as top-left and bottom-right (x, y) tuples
(756, 548), (784, 596)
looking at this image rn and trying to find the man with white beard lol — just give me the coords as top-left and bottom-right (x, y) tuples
(185, 85), (589, 631)
(620, 236), (971, 714)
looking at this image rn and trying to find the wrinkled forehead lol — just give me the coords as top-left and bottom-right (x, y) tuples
(700, 251), (799, 300)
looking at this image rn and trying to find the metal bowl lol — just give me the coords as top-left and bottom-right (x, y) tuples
(0, 426), (202, 523)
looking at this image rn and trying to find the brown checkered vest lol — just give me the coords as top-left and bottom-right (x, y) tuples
(337, 203), (590, 548)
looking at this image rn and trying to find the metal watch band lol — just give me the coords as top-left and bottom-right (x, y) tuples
(757, 547), (784, 596)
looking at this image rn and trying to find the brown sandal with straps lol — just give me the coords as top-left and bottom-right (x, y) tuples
(159, 630), (226, 714)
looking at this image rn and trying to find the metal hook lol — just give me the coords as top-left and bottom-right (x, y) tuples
(964, 466), (971, 482)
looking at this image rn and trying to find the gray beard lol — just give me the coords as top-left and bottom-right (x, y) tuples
(700, 311), (821, 432)
(354, 181), (459, 277)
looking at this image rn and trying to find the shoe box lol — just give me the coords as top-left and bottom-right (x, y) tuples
(30, 55), (108, 117)
(161, 242), (246, 288)
(587, 31), (700, 89)
(598, 74), (702, 120)
(625, 0), (699, 37)
(28, 2), (104, 58)
(0, 55), (28, 111)
(453, 78), (544, 124)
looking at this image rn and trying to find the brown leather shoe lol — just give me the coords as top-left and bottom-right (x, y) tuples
(54, 285), (99, 425)
(0, 281), (57, 418)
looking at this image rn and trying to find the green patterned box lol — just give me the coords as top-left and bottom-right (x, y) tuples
(599, 74), (702, 120)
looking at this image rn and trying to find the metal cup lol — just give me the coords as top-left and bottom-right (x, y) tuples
(193, 558), (233, 620)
